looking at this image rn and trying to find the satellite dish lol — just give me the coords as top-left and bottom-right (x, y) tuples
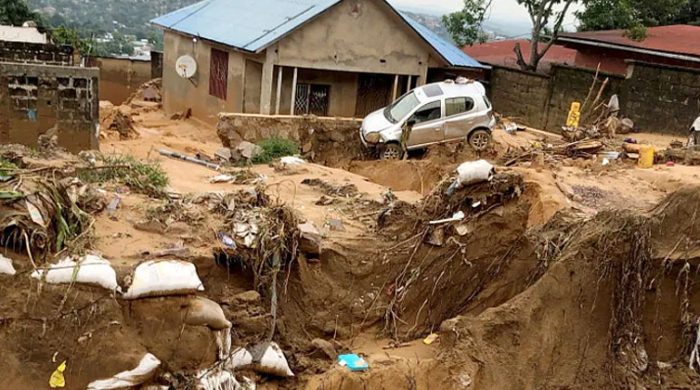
(176, 55), (197, 78)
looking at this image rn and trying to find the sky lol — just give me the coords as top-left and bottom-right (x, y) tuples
(389, 0), (582, 36)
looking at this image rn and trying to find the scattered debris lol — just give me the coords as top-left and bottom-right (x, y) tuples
(228, 342), (294, 377)
(159, 149), (220, 170)
(337, 353), (369, 372)
(301, 178), (359, 197)
(49, 360), (67, 388)
(0, 254), (16, 275)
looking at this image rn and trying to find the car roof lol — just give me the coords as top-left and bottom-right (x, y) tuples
(414, 81), (485, 102)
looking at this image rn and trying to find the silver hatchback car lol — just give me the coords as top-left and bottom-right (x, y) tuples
(360, 80), (496, 159)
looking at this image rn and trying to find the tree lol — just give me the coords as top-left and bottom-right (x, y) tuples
(577, 0), (695, 35)
(443, 0), (492, 46)
(514, 0), (577, 72)
(0, 0), (42, 27)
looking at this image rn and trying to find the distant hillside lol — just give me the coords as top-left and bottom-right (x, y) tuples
(28, 0), (199, 39)
(401, 11), (454, 43)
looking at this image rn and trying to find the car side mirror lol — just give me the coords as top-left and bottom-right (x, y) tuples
(406, 118), (417, 128)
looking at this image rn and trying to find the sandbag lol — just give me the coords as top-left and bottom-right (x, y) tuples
(0, 254), (16, 275)
(227, 342), (293, 377)
(122, 260), (204, 299)
(31, 255), (119, 291)
(184, 296), (231, 330)
(456, 159), (494, 186)
(196, 369), (255, 390)
(86, 353), (161, 390)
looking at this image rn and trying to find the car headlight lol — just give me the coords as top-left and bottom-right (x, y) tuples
(365, 132), (380, 143)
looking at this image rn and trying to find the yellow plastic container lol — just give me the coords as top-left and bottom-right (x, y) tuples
(638, 145), (655, 168)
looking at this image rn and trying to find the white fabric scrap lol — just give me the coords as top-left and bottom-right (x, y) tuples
(0, 254), (16, 275)
(279, 156), (305, 165)
(122, 260), (204, 299)
(86, 353), (161, 390)
(31, 255), (120, 291)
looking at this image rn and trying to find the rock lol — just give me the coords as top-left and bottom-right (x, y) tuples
(298, 222), (322, 255)
(302, 141), (313, 153)
(236, 141), (262, 160)
(326, 218), (345, 232)
(134, 219), (167, 234)
(311, 338), (337, 360)
(215, 147), (233, 162)
(234, 290), (261, 304)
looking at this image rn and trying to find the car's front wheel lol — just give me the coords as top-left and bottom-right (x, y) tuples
(381, 143), (403, 160)
(468, 129), (492, 151)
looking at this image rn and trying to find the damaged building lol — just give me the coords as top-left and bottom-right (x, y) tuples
(0, 25), (99, 152)
(152, 0), (486, 124)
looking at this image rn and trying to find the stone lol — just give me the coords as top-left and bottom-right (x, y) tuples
(134, 219), (167, 234)
(236, 141), (262, 160)
(298, 222), (322, 255)
(311, 338), (337, 360)
(234, 290), (261, 304)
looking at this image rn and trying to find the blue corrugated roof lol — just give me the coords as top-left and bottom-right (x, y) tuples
(398, 12), (486, 68)
(151, 0), (484, 68)
(151, 0), (341, 52)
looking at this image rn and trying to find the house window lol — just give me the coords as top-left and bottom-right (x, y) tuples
(445, 97), (474, 117)
(209, 48), (228, 100)
(295, 84), (330, 116)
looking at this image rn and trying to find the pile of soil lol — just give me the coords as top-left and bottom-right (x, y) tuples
(99, 101), (139, 141)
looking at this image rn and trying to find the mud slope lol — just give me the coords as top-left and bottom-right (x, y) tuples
(437, 186), (700, 389)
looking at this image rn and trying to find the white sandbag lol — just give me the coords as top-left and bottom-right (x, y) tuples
(122, 260), (204, 299)
(0, 254), (16, 275)
(197, 369), (239, 390)
(86, 353), (161, 390)
(279, 156), (305, 165)
(456, 159), (494, 186)
(227, 342), (293, 377)
(31, 255), (119, 291)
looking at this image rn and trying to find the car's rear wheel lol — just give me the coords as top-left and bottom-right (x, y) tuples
(468, 129), (492, 151)
(381, 143), (403, 160)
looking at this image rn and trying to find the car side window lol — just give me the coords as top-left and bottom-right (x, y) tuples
(409, 101), (442, 125)
(445, 97), (475, 117)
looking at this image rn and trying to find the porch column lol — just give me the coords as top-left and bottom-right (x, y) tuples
(406, 75), (412, 92)
(392, 74), (399, 101)
(417, 61), (429, 86)
(260, 49), (275, 114)
(290, 67), (298, 115)
(275, 66), (283, 115)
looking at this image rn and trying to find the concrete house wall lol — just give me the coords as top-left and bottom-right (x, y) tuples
(87, 57), (152, 104)
(162, 31), (265, 124)
(159, 0), (445, 123)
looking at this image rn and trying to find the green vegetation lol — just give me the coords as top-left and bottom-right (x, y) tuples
(0, 0), (43, 27)
(252, 138), (300, 164)
(78, 154), (169, 197)
(577, 0), (700, 34)
(442, 0), (491, 47)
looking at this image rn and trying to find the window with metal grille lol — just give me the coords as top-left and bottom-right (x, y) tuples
(295, 83), (329, 116)
(209, 48), (228, 100)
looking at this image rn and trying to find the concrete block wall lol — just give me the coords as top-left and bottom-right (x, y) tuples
(489, 66), (551, 129)
(0, 41), (74, 66)
(546, 65), (624, 130)
(489, 62), (700, 135)
(621, 61), (700, 135)
(0, 62), (99, 151)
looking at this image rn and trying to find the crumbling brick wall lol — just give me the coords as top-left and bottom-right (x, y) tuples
(620, 61), (700, 135)
(217, 113), (363, 165)
(489, 66), (550, 129)
(0, 41), (74, 66)
(0, 62), (99, 151)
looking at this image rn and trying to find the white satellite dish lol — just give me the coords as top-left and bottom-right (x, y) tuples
(176, 55), (197, 78)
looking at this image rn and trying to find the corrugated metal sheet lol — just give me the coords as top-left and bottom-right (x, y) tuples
(398, 12), (485, 68)
(151, 0), (484, 68)
(559, 25), (700, 57)
(151, 0), (341, 53)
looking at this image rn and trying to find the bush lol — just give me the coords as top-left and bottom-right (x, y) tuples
(78, 154), (169, 197)
(252, 137), (300, 164)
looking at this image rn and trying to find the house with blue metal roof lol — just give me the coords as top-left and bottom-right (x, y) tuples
(151, 0), (485, 122)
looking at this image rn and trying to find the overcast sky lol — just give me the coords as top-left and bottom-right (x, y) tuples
(389, 0), (581, 32)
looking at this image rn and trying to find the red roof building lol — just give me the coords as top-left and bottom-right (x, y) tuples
(557, 25), (700, 74)
(462, 39), (578, 73)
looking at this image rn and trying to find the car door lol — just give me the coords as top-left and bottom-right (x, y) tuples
(406, 100), (445, 147)
(443, 96), (480, 141)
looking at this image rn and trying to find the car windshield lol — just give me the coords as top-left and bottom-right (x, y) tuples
(384, 92), (420, 123)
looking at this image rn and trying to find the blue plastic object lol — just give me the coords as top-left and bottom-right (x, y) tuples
(338, 353), (369, 372)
